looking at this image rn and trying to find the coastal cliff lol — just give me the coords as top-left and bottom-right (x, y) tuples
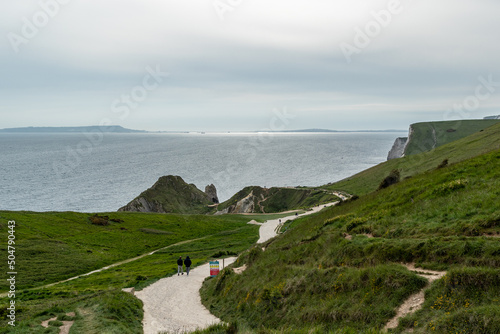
(387, 137), (408, 160)
(387, 119), (500, 160)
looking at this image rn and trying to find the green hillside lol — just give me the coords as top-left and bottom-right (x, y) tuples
(322, 122), (500, 196)
(404, 119), (500, 156)
(201, 136), (500, 332)
(119, 175), (215, 214)
(0, 211), (260, 333)
(0, 211), (256, 292)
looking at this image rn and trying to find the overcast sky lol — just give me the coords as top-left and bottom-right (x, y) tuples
(1, 0), (499, 131)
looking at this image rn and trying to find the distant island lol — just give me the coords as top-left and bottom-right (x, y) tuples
(0, 125), (147, 133)
(0, 126), (407, 134)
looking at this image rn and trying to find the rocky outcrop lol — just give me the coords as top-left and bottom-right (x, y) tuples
(205, 184), (219, 204)
(216, 191), (258, 214)
(120, 177), (341, 215)
(118, 175), (214, 214)
(387, 137), (408, 160)
(216, 186), (340, 214)
(119, 197), (167, 213)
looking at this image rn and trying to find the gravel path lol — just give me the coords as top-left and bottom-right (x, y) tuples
(136, 257), (236, 334)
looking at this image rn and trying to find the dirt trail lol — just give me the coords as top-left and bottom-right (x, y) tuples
(135, 257), (236, 334)
(257, 201), (339, 243)
(384, 264), (446, 331)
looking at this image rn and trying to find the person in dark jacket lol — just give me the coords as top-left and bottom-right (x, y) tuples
(177, 256), (184, 276)
(184, 256), (192, 276)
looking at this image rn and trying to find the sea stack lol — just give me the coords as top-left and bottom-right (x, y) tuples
(205, 184), (219, 204)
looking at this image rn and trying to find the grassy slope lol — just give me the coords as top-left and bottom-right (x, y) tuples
(0, 211), (261, 333)
(201, 147), (500, 332)
(404, 119), (500, 156)
(322, 122), (500, 196)
(0, 211), (253, 291)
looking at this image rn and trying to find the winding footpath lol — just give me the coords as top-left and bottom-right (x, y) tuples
(384, 264), (447, 331)
(136, 201), (340, 334)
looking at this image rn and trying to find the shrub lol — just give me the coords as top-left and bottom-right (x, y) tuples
(437, 158), (449, 169)
(247, 247), (263, 265)
(89, 214), (109, 226)
(48, 320), (64, 327)
(377, 169), (400, 190)
(346, 217), (368, 232)
(211, 250), (237, 258)
(215, 267), (234, 292)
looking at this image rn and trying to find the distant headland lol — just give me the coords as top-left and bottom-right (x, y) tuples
(0, 125), (147, 133)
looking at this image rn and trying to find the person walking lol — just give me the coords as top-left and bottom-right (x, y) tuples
(184, 256), (192, 276)
(177, 256), (184, 276)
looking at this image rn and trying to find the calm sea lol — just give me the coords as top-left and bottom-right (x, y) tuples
(0, 132), (405, 212)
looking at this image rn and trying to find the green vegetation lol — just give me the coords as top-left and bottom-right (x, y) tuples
(322, 121), (500, 196)
(0, 290), (143, 334)
(0, 211), (260, 333)
(404, 119), (500, 156)
(0, 211), (255, 291)
(201, 138), (500, 331)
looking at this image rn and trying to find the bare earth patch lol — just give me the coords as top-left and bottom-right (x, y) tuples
(247, 220), (263, 226)
(343, 233), (374, 240)
(41, 317), (57, 328)
(384, 264), (446, 331)
(483, 233), (500, 238)
(41, 313), (75, 334)
(233, 264), (247, 274)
